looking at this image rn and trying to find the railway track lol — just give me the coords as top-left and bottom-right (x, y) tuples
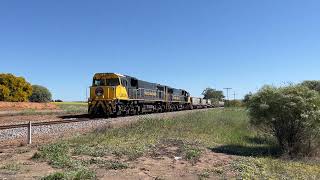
(0, 118), (92, 130)
(0, 113), (115, 142)
(0, 108), (216, 130)
(0, 108), (216, 142)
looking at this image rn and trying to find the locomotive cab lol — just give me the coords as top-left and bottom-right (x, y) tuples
(88, 73), (129, 116)
(89, 73), (128, 101)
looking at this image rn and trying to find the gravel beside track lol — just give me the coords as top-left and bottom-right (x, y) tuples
(0, 109), (211, 142)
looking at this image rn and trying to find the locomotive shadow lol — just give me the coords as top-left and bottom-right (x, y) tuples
(58, 114), (90, 119)
(58, 113), (136, 120)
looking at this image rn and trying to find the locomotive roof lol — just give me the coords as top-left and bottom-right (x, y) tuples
(94, 73), (189, 93)
(94, 73), (125, 77)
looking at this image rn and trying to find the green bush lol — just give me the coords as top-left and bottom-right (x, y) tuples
(41, 172), (65, 180)
(247, 85), (320, 156)
(29, 85), (52, 102)
(300, 80), (320, 92)
(243, 92), (253, 106)
(0, 73), (32, 102)
(42, 169), (96, 180)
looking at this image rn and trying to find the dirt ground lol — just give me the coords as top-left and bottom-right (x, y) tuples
(93, 144), (236, 180)
(0, 140), (236, 180)
(0, 102), (57, 111)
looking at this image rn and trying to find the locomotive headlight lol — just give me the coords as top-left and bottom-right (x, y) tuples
(95, 87), (104, 96)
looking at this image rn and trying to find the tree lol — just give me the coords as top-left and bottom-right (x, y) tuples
(247, 85), (320, 156)
(300, 80), (320, 92)
(29, 85), (52, 102)
(0, 73), (32, 102)
(202, 87), (224, 101)
(243, 92), (253, 105)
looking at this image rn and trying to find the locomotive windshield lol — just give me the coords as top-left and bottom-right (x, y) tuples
(93, 78), (119, 86)
(106, 78), (120, 86)
(93, 79), (105, 86)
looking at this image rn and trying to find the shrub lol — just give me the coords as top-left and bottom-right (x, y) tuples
(42, 169), (96, 180)
(0, 73), (32, 102)
(184, 147), (202, 164)
(41, 172), (65, 180)
(29, 85), (52, 102)
(300, 80), (320, 92)
(247, 85), (320, 156)
(243, 92), (253, 106)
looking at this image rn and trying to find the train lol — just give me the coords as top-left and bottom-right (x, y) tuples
(88, 73), (214, 117)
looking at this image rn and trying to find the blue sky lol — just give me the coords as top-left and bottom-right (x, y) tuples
(1, 0), (320, 101)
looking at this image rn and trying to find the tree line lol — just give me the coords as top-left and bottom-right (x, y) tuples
(0, 73), (52, 103)
(202, 87), (243, 107)
(202, 87), (224, 101)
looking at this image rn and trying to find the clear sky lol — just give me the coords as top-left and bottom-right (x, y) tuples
(1, 0), (320, 101)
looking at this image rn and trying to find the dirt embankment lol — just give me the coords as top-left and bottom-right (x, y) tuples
(0, 102), (58, 111)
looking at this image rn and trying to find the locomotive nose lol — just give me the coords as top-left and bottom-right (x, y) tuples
(95, 87), (104, 96)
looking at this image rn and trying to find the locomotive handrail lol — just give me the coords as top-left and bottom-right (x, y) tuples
(127, 87), (187, 102)
(128, 88), (166, 100)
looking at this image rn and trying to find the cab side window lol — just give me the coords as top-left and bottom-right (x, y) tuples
(131, 78), (138, 87)
(121, 79), (128, 87)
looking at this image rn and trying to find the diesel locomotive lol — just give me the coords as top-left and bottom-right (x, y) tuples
(88, 73), (212, 117)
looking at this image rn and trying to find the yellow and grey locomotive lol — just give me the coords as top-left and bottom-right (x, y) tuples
(88, 73), (192, 117)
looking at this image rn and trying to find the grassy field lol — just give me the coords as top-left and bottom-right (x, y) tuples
(2, 102), (88, 116)
(52, 102), (87, 114)
(31, 108), (320, 179)
(0, 102), (87, 116)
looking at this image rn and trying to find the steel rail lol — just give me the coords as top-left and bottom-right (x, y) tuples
(0, 118), (92, 130)
(0, 108), (218, 131)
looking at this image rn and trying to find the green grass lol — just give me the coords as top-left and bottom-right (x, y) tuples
(41, 168), (96, 180)
(234, 157), (320, 179)
(52, 102), (87, 105)
(184, 146), (202, 164)
(198, 171), (210, 180)
(32, 142), (75, 168)
(53, 102), (87, 114)
(7, 109), (60, 116)
(72, 145), (106, 157)
(0, 163), (21, 172)
(35, 108), (320, 179)
(1, 102), (88, 116)
(67, 108), (256, 156)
